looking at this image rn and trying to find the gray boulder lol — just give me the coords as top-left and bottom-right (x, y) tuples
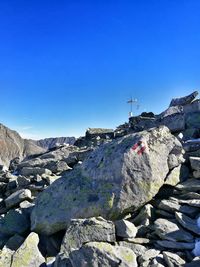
(5, 189), (32, 209)
(20, 166), (52, 177)
(0, 209), (30, 236)
(59, 216), (115, 258)
(115, 219), (137, 238)
(154, 218), (194, 242)
(163, 251), (185, 266)
(169, 91), (198, 107)
(69, 242), (137, 267)
(11, 232), (45, 267)
(31, 126), (183, 235)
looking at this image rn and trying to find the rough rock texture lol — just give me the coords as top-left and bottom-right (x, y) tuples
(11, 232), (45, 267)
(31, 126), (183, 235)
(33, 136), (76, 149)
(69, 242), (137, 267)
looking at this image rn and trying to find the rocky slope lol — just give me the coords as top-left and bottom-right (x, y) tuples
(32, 136), (76, 150)
(0, 123), (46, 167)
(1, 91), (200, 266)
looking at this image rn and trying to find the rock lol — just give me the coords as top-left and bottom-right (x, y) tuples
(86, 128), (114, 139)
(45, 160), (71, 173)
(156, 240), (195, 250)
(115, 219), (137, 238)
(5, 189), (32, 209)
(0, 123), (45, 167)
(159, 106), (183, 119)
(129, 116), (158, 132)
(11, 232), (45, 267)
(184, 257), (200, 266)
(17, 175), (31, 187)
(5, 234), (25, 251)
(175, 212), (200, 235)
(164, 165), (183, 186)
(176, 179), (200, 192)
(163, 251), (186, 266)
(34, 136), (75, 150)
(0, 209), (30, 236)
(69, 242), (137, 267)
(178, 199), (200, 207)
(159, 113), (185, 133)
(186, 112), (200, 129)
(190, 157), (200, 171)
(20, 167), (52, 177)
(169, 91), (198, 107)
(0, 247), (14, 267)
(118, 242), (147, 257)
(131, 204), (154, 226)
(138, 249), (160, 264)
(31, 126), (183, 235)
(60, 216), (115, 259)
(193, 170), (200, 178)
(158, 198), (199, 216)
(154, 218), (194, 242)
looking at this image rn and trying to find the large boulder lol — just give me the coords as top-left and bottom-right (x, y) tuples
(31, 126), (183, 235)
(69, 242), (137, 267)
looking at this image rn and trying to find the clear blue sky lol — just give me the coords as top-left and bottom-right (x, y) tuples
(0, 0), (200, 139)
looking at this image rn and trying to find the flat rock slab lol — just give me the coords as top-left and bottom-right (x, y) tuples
(156, 240), (195, 250)
(158, 198), (199, 216)
(163, 251), (185, 266)
(31, 126), (182, 235)
(5, 189), (32, 209)
(176, 179), (200, 192)
(154, 218), (194, 242)
(175, 212), (200, 235)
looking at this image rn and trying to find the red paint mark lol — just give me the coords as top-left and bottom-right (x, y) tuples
(132, 141), (146, 155)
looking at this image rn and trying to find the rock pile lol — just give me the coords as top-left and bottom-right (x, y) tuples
(1, 91), (200, 266)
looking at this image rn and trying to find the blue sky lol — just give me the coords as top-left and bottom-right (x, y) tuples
(0, 0), (200, 139)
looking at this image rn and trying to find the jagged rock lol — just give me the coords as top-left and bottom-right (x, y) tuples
(118, 242), (147, 257)
(176, 179), (200, 192)
(159, 113), (185, 133)
(0, 209), (29, 236)
(156, 240), (195, 250)
(169, 91), (198, 107)
(158, 106), (183, 119)
(59, 217), (115, 259)
(179, 192), (200, 200)
(186, 112), (200, 129)
(86, 128), (114, 139)
(158, 198), (199, 216)
(34, 136), (75, 150)
(131, 204), (154, 226)
(154, 218), (194, 242)
(69, 242), (137, 267)
(164, 165), (183, 186)
(0, 182), (7, 193)
(115, 219), (137, 238)
(0, 123), (45, 167)
(129, 116), (158, 132)
(17, 175), (31, 187)
(31, 126), (183, 235)
(163, 251), (185, 266)
(0, 247), (14, 267)
(44, 160), (71, 173)
(175, 212), (200, 235)
(138, 249), (160, 264)
(5, 189), (32, 208)
(20, 166), (52, 177)
(11, 232), (45, 267)
(190, 157), (200, 171)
